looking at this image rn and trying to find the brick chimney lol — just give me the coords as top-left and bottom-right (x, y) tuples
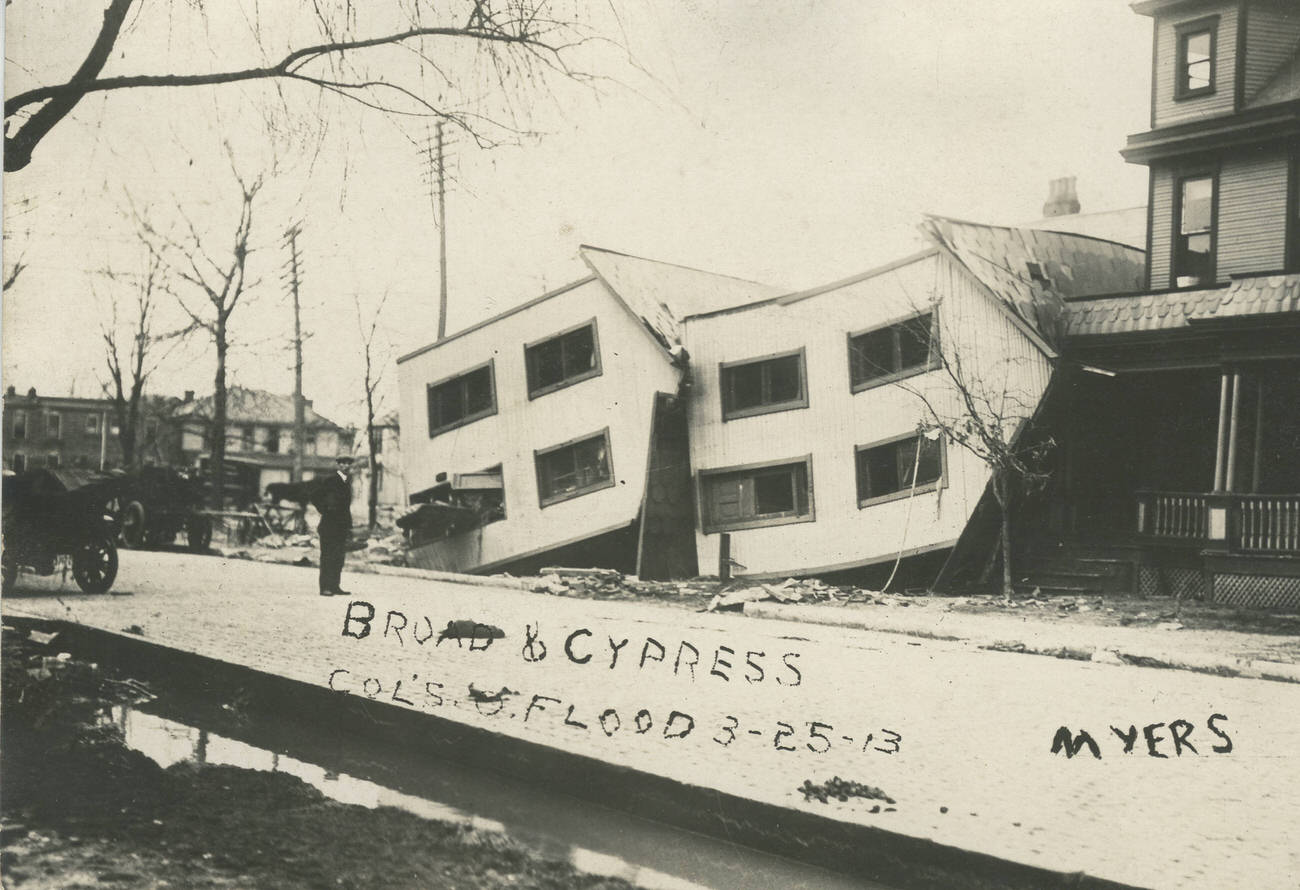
(1042, 176), (1081, 218)
(183, 390), (194, 402)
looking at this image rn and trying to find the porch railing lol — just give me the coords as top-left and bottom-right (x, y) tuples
(1137, 490), (1300, 554)
(1237, 495), (1300, 553)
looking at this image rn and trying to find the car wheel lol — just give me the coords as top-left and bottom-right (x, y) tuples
(72, 537), (119, 594)
(119, 501), (147, 549)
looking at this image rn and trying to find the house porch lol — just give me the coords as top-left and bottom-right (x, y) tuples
(1031, 358), (1300, 607)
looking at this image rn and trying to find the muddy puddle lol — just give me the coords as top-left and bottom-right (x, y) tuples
(99, 688), (883, 890)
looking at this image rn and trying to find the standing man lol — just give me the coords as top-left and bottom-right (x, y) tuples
(312, 455), (354, 596)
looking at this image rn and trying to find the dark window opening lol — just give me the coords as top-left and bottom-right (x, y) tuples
(720, 350), (807, 419)
(370, 427), (384, 454)
(1175, 24), (1215, 98)
(701, 458), (813, 532)
(85, 413), (100, 434)
(849, 312), (938, 390)
(427, 362), (497, 436)
(525, 322), (600, 398)
(12, 410), (26, 440)
(47, 412), (61, 439)
(856, 434), (944, 506)
(1174, 174), (1215, 288)
(11, 453), (25, 472)
(46, 452), (61, 469)
(535, 431), (613, 506)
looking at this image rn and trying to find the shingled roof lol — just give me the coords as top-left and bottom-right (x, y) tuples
(175, 387), (346, 430)
(921, 215), (1148, 346)
(1065, 273), (1300, 337)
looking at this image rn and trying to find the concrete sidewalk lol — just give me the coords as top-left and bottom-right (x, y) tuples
(5, 550), (1299, 890)
(743, 599), (1300, 683)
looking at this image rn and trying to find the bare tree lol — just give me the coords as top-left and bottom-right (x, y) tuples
(99, 251), (169, 468)
(141, 171), (264, 507)
(5, 1), (628, 172)
(354, 291), (392, 531)
(861, 302), (1054, 599)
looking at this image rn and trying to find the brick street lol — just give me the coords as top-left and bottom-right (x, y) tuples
(5, 550), (1298, 890)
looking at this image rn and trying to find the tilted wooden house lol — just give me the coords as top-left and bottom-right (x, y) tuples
(394, 246), (780, 577)
(681, 224), (1144, 583)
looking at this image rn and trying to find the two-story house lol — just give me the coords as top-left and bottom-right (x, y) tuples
(173, 387), (355, 503)
(682, 220), (1144, 585)
(1008, 0), (1300, 607)
(395, 246), (782, 578)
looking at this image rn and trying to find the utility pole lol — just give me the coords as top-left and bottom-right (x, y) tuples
(423, 122), (453, 341)
(284, 223), (306, 484)
(436, 121), (448, 340)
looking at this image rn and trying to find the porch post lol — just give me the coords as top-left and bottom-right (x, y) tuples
(1213, 372), (1231, 491)
(1251, 376), (1264, 493)
(1225, 372), (1242, 493)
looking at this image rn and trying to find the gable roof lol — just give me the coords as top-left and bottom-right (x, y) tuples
(1065, 273), (1300, 336)
(920, 215), (1148, 347)
(579, 245), (785, 348)
(175, 387), (346, 430)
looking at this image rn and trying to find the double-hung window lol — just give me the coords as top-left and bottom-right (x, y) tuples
(12, 410), (26, 440)
(427, 360), (497, 437)
(525, 320), (601, 399)
(720, 348), (808, 420)
(46, 411), (61, 439)
(700, 456), (814, 532)
(535, 429), (614, 506)
(1174, 173), (1215, 288)
(848, 311), (939, 391)
(855, 433), (945, 507)
(1174, 18), (1216, 99)
(85, 414), (100, 435)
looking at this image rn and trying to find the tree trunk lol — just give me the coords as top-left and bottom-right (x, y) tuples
(212, 322), (228, 510)
(994, 470), (1013, 601)
(365, 393), (378, 530)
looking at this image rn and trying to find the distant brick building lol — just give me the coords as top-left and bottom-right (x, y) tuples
(3, 386), (117, 471)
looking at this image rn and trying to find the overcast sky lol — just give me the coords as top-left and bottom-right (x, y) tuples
(2, 1), (1152, 427)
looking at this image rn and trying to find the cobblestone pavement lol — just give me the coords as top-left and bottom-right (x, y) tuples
(6, 551), (1299, 890)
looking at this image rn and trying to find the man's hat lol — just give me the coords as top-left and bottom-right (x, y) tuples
(336, 454), (355, 464)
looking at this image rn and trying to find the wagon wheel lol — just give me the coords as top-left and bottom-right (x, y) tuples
(72, 537), (118, 594)
(118, 501), (147, 549)
(186, 514), (213, 553)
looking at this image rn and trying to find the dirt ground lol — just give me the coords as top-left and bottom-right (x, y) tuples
(0, 633), (636, 890)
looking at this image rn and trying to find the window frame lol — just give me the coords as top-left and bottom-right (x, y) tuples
(1171, 168), (1218, 289)
(85, 413), (100, 435)
(718, 347), (809, 421)
(12, 409), (26, 440)
(854, 431), (948, 509)
(523, 318), (603, 400)
(1173, 16), (1218, 101)
(697, 454), (816, 534)
(11, 453), (25, 472)
(426, 358), (499, 438)
(46, 452), (61, 469)
(846, 310), (941, 393)
(533, 427), (616, 508)
(46, 411), (61, 440)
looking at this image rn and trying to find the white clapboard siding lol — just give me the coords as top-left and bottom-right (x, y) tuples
(396, 277), (681, 570)
(682, 251), (1053, 578)
(1148, 168), (1175, 288)
(1218, 147), (1291, 278)
(1153, 3), (1239, 128)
